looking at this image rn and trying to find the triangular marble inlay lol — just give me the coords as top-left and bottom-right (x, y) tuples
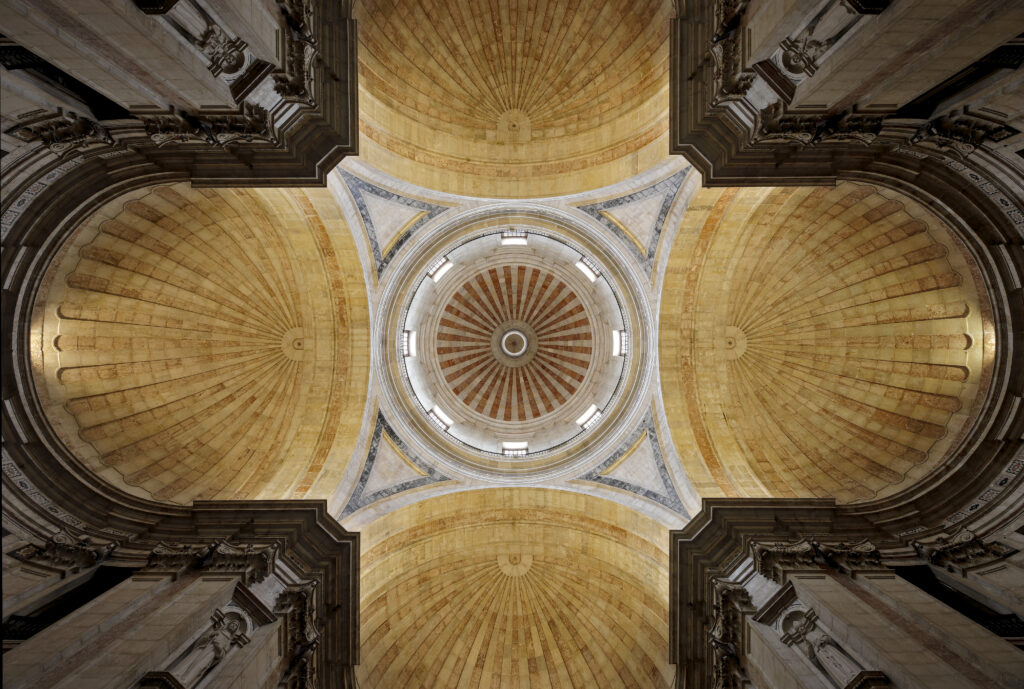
(339, 171), (448, 277)
(341, 412), (450, 516)
(578, 414), (688, 516)
(576, 168), (689, 273)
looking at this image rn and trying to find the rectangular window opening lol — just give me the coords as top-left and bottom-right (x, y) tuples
(427, 256), (453, 282)
(402, 330), (417, 358)
(501, 441), (529, 457)
(501, 228), (528, 246)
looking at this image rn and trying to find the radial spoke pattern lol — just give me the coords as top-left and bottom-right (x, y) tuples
(358, 489), (673, 689)
(437, 266), (593, 421)
(661, 183), (990, 502)
(355, 0), (671, 195)
(34, 185), (368, 504)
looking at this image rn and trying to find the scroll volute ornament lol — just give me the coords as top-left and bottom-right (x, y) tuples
(275, 581), (321, 689)
(145, 540), (278, 584)
(912, 530), (1014, 573)
(9, 527), (113, 573)
(708, 580), (756, 689)
(751, 538), (883, 582)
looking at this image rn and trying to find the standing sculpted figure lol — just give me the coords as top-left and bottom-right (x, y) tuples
(170, 613), (246, 688)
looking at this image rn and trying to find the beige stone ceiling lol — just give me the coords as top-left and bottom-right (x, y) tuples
(31, 184), (369, 504)
(354, 0), (672, 197)
(357, 488), (672, 688)
(660, 182), (993, 503)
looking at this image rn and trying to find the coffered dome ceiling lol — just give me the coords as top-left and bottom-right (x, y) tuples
(30, 184), (369, 504)
(377, 209), (651, 480)
(660, 182), (993, 504)
(355, 0), (671, 197)
(357, 488), (672, 688)
(437, 266), (593, 422)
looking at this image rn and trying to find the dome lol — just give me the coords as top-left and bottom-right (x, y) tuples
(436, 264), (594, 422)
(29, 184), (370, 504)
(355, 0), (672, 197)
(375, 202), (654, 481)
(357, 488), (672, 688)
(660, 182), (993, 503)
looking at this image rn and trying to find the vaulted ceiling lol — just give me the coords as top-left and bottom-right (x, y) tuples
(17, 2), (1003, 687)
(354, 0), (672, 197)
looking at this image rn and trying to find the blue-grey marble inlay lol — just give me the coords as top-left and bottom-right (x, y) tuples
(341, 412), (451, 517)
(339, 170), (449, 277)
(579, 413), (688, 516)
(576, 168), (689, 274)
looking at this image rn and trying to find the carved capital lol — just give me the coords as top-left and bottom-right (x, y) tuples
(145, 540), (277, 584)
(140, 103), (274, 147)
(751, 538), (822, 582)
(146, 542), (212, 572)
(755, 103), (883, 146)
(912, 530), (1014, 572)
(752, 538), (886, 582)
(200, 540), (278, 585)
(8, 527), (113, 573)
(818, 539), (883, 574)
(910, 113), (1018, 158)
(8, 110), (114, 153)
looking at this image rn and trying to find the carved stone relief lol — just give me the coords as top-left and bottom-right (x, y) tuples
(7, 527), (113, 573)
(912, 529), (1015, 573)
(163, 0), (247, 77)
(779, 606), (890, 688)
(167, 609), (250, 688)
(777, 0), (860, 79)
(708, 579), (756, 689)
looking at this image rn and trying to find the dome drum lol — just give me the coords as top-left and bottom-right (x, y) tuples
(375, 207), (655, 481)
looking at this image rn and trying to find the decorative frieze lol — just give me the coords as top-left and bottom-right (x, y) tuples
(755, 103), (884, 146)
(910, 113), (1019, 158)
(912, 530), (1014, 573)
(7, 527), (113, 573)
(8, 110), (114, 154)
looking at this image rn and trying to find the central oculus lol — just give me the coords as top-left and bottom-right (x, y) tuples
(500, 329), (528, 357)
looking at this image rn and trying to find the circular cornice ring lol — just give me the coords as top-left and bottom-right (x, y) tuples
(500, 329), (528, 358)
(373, 202), (655, 482)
